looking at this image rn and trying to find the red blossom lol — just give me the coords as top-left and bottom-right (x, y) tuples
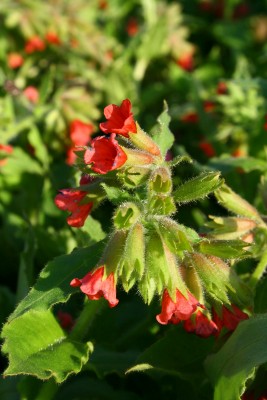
(25, 36), (46, 54)
(217, 81), (228, 95)
(181, 111), (199, 123)
(126, 18), (139, 37)
(7, 53), (24, 69)
(57, 310), (75, 331)
(70, 266), (119, 308)
(199, 140), (216, 157)
(99, 99), (137, 137)
(45, 31), (61, 45)
(156, 289), (200, 325)
(54, 175), (93, 227)
(70, 120), (94, 146)
(203, 100), (215, 113)
(176, 52), (194, 72)
(84, 134), (127, 174)
(183, 310), (218, 338)
(23, 86), (39, 104)
(213, 304), (249, 333)
(0, 144), (13, 166)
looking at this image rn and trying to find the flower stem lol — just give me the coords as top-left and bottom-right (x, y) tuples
(249, 249), (267, 288)
(70, 297), (106, 340)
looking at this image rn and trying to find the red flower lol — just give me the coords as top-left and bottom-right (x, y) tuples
(213, 304), (249, 332)
(7, 53), (24, 69)
(45, 31), (61, 45)
(183, 310), (218, 338)
(70, 120), (94, 146)
(181, 111), (199, 123)
(54, 175), (93, 227)
(126, 18), (139, 37)
(23, 86), (39, 104)
(203, 100), (215, 113)
(156, 289), (200, 325)
(0, 144), (13, 166)
(217, 81), (228, 95)
(57, 310), (75, 331)
(176, 52), (194, 72)
(199, 140), (216, 157)
(99, 99), (137, 137)
(70, 266), (119, 308)
(25, 36), (46, 54)
(84, 134), (127, 174)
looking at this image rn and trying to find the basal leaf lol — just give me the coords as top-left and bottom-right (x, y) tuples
(205, 315), (267, 400)
(2, 310), (93, 383)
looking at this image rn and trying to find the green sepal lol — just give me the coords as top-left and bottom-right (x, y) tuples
(100, 230), (128, 277)
(197, 239), (250, 259)
(156, 217), (193, 255)
(149, 166), (172, 194)
(113, 202), (141, 230)
(117, 165), (151, 188)
(173, 172), (223, 203)
(148, 194), (176, 215)
(206, 216), (257, 240)
(215, 185), (264, 223)
(100, 183), (131, 205)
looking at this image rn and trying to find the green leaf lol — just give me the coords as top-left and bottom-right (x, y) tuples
(8, 241), (105, 322)
(205, 315), (267, 400)
(28, 125), (50, 167)
(209, 156), (267, 173)
(2, 310), (93, 383)
(151, 101), (174, 157)
(127, 326), (214, 379)
(197, 239), (249, 259)
(88, 347), (139, 378)
(173, 172), (223, 203)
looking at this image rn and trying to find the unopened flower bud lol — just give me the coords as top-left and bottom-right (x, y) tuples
(100, 230), (128, 276)
(128, 123), (161, 156)
(117, 165), (151, 187)
(113, 202), (141, 229)
(206, 216), (257, 241)
(156, 217), (193, 255)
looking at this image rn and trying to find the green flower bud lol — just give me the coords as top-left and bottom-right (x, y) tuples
(206, 216), (257, 241)
(117, 165), (151, 188)
(156, 217), (193, 255)
(99, 230), (128, 277)
(113, 202), (141, 229)
(128, 122), (161, 157)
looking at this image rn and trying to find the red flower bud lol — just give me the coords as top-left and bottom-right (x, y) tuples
(45, 31), (61, 45)
(181, 111), (199, 123)
(217, 82), (228, 95)
(99, 99), (137, 137)
(199, 141), (216, 157)
(156, 289), (200, 325)
(57, 310), (75, 331)
(176, 52), (194, 72)
(54, 175), (93, 227)
(84, 134), (127, 174)
(70, 266), (119, 308)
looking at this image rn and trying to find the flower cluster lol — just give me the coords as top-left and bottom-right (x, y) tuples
(55, 99), (251, 338)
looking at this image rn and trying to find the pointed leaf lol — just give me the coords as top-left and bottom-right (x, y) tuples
(174, 172), (223, 203)
(151, 101), (174, 157)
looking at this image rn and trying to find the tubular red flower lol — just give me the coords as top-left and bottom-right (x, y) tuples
(176, 52), (194, 72)
(45, 31), (61, 45)
(70, 266), (119, 308)
(25, 36), (46, 53)
(199, 140), (216, 157)
(70, 120), (94, 146)
(84, 134), (127, 174)
(213, 304), (249, 332)
(184, 310), (218, 338)
(99, 99), (137, 137)
(54, 175), (93, 227)
(156, 289), (200, 325)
